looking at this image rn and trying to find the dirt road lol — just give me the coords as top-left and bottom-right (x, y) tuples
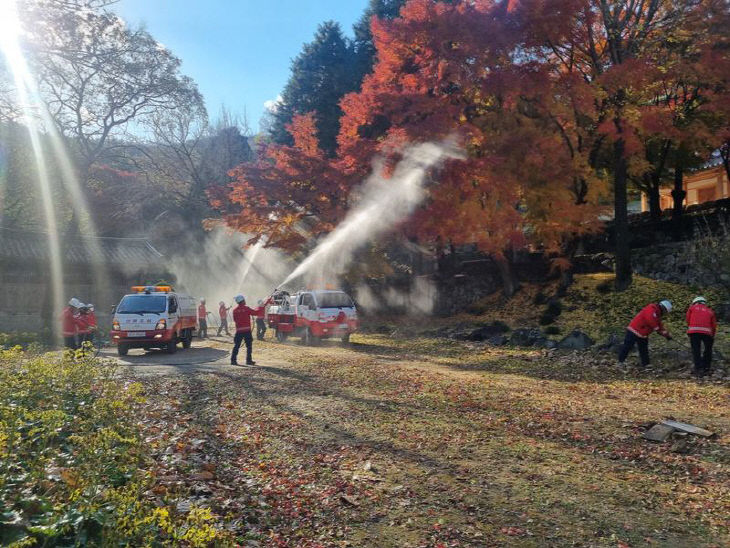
(104, 335), (730, 547)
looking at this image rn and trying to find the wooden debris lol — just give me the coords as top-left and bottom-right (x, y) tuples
(661, 420), (715, 438)
(643, 424), (676, 442)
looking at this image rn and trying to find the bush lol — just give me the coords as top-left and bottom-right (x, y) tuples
(545, 299), (563, 317)
(465, 301), (489, 315)
(539, 313), (557, 325)
(0, 348), (231, 546)
(488, 320), (510, 333)
(596, 279), (614, 294)
(0, 331), (39, 349)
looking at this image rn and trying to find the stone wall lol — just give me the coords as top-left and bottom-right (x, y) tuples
(435, 253), (553, 316)
(631, 240), (730, 288)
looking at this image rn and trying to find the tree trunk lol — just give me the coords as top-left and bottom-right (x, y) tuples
(671, 160), (686, 241)
(646, 139), (670, 222)
(496, 252), (519, 298)
(647, 182), (662, 221)
(556, 238), (579, 297)
(613, 136), (632, 291)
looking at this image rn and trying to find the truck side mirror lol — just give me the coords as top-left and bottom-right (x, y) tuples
(111, 305), (116, 314)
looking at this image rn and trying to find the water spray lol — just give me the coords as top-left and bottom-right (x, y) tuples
(278, 138), (463, 288)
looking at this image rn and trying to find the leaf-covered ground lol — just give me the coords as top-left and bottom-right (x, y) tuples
(126, 333), (730, 547)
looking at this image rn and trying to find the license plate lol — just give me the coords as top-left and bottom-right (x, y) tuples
(127, 331), (146, 338)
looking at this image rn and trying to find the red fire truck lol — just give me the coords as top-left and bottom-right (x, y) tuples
(267, 289), (358, 345)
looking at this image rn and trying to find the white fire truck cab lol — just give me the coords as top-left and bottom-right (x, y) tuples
(110, 285), (197, 356)
(267, 289), (358, 344)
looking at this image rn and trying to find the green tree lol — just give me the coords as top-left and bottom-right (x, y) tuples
(269, 22), (359, 156)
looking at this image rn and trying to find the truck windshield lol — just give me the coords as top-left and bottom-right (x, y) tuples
(317, 292), (353, 308)
(117, 295), (167, 314)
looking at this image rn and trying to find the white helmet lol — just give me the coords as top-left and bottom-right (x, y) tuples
(692, 296), (707, 305)
(659, 300), (672, 313)
(235, 295), (245, 304)
(88, 304), (94, 311)
(69, 298), (83, 308)
(200, 298), (205, 304)
(219, 301), (225, 306)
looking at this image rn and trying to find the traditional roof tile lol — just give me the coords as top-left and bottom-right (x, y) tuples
(0, 227), (164, 266)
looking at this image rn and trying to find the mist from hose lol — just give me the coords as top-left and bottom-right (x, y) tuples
(279, 139), (463, 288)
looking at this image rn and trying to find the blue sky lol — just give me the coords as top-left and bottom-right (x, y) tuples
(116, 0), (369, 132)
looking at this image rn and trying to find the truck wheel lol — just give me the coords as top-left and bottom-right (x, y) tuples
(341, 333), (350, 345)
(166, 336), (177, 354)
(182, 329), (192, 349)
(117, 344), (129, 357)
(302, 328), (319, 346)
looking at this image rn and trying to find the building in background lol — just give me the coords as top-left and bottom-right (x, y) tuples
(0, 227), (170, 334)
(641, 152), (729, 212)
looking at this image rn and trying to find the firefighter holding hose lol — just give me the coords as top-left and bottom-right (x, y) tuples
(231, 294), (272, 366)
(618, 300), (673, 367)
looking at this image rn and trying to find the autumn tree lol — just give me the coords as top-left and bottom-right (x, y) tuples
(337, 0), (606, 296)
(352, 0), (407, 77)
(512, 0), (724, 289)
(224, 113), (354, 250)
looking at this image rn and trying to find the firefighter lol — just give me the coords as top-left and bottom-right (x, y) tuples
(198, 298), (208, 338)
(686, 296), (717, 377)
(231, 295), (269, 366)
(84, 304), (97, 345)
(255, 299), (267, 341)
(217, 301), (231, 337)
(61, 298), (83, 349)
(77, 304), (93, 347)
(618, 300), (673, 367)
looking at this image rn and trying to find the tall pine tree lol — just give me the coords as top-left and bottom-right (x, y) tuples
(270, 22), (359, 156)
(269, 4), (406, 156)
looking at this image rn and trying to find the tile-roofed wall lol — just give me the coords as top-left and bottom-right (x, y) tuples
(0, 228), (164, 266)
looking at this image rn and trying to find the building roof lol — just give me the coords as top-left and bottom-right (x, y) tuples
(697, 149), (725, 171)
(0, 227), (165, 266)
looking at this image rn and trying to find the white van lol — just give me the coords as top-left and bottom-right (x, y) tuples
(110, 286), (197, 356)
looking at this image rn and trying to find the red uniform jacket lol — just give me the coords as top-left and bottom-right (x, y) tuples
(198, 304), (207, 320)
(232, 304), (264, 333)
(61, 307), (78, 337)
(77, 313), (92, 335)
(219, 304), (228, 319)
(686, 303), (716, 337)
(627, 303), (668, 338)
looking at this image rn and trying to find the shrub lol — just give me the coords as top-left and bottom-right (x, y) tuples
(596, 279), (614, 294)
(539, 313), (557, 325)
(0, 348), (231, 546)
(488, 320), (510, 333)
(545, 299), (563, 317)
(465, 301), (489, 315)
(0, 331), (39, 349)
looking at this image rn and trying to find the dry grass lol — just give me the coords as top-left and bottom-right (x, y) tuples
(131, 332), (729, 546)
